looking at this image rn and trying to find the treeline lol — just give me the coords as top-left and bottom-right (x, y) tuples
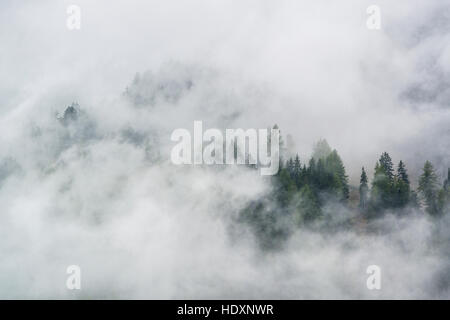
(239, 129), (450, 248)
(360, 154), (450, 217)
(239, 138), (352, 248)
(276, 139), (349, 221)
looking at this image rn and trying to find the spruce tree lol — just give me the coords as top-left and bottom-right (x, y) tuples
(298, 185), (321, 222)
(308, 158), (316, 173)
(370, 153), (395, 211)
(293, 154), (301, 175)
(444, 168), (450, 191)
(379, 152), (394, 181)
(325, 150), (349, 201)
(287, 158), (294, 176)
(370, 161), (390, 212)
(316, 158), (326, 190)
(438, 168), (450, 214)
(418, 161), (440, 215)
(395, 160), (410, 208)
(276, 168), (297, 208)
(409, 190), (420, 209)
(359, 167), (369, 210)
(293, 154), (302, 187)
(397, 160), (409, 184)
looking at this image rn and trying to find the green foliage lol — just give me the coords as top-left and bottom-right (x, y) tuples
(397, 160), (409, 184)
(409, 190), (420, 209)
(418, 161), (440, 215)
(238, 127), (448, 250)
(370, 160), (393, 212)
(369, 155), (416, 214)
(276, 168), (297, 207)
(359, 167), (369, 210)
(444, 168), (450, 191)
(297, 184), (321, 223)
(325, 150), (350, 201)
(379, 152), (394, 181)
(282, 143), (349, 221)
(394, 160), (410, 208)
(437, 168), (450, 214)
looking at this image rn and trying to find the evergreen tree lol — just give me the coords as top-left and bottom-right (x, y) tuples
(370, 161), (389, 212)
(300, 164), (307, 187)
(306, 158), (316, 188)
(444, 168), (450, 191)
(316, 158), (326, 190)
(359, 167), (369, 210)
(293, 154), (301, 176)
(292, 154), (302, 187)
(370, 153), (395, 211)
(397, 161), (409, 183)
(287, 158), (294, 175)
(379, 152), (394, 181)
(308, 158), (316, 173)
(409, 190), (420, 209)
(395, 160), (410, 208)
(60, 102), (79, 126)
(297, 185), (321, 222)
(438, 168), (450, 215)
(325, 150), (350, 201)
(276, 168), (297, 208)
(418, 161), (440, 215)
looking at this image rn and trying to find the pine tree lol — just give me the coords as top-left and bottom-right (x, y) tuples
(379, 152), (394, 181)
(409, 190), (420, 209)
(308, 158), (316, 173)
(297, 185), (321, 222)
(60, 102), (79, 126)
(276, 168), (297, 208)
(359, 167), (369, 210)
(300, 164), (307, 187)
(306, 158), (317, 188)
(287, 158), (294, 176)
(293, 154), (302, 187)
(438, 168), (450, 214)
(370, 161), (389, 212)
(418, 161), (440, 215)
(324, 150), (349, 201)
(444, 168), (450, 191)
(397, 160), (409, 184)
(395, 160), (410, 208)
(293, 154), (301, 175)
(370, 153), (396, 211)
(316, 158), (326, 189)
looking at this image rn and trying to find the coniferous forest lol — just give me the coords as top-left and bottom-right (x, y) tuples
(3, 1), (450, 300)
(240, 128), (450, 249)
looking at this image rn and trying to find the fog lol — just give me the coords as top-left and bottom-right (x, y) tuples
(0, 0), (449, 298)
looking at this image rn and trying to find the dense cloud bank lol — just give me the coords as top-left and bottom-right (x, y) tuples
(0, 0), (449, 298)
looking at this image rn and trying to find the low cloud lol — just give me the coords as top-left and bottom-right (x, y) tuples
(0, 0), (449, 299)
